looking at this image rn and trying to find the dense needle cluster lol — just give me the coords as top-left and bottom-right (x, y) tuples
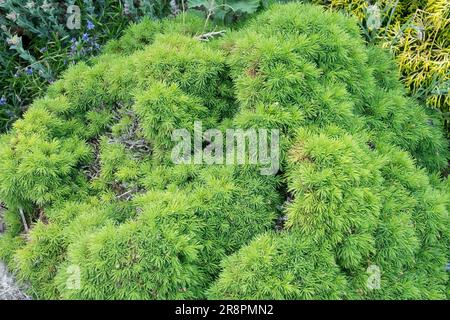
(0, 3), (448, 299)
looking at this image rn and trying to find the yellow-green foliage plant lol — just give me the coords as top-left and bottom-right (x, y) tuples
(321, 0), (449, 128)
(0, 3), (448, 299)
(384, 0), (449, 114)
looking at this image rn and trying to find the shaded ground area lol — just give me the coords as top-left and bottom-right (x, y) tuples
(0, 204), (30, 300)
(0, 261), (30, 300)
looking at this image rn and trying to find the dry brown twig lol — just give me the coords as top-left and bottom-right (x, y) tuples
(195, 30), (226, 42)
(18, 207), (29, 233)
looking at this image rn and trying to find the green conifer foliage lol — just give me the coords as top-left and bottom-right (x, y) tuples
(208, 4), (448, 300)
(208, 232), (349, 300)
(0, 4), (448, 299)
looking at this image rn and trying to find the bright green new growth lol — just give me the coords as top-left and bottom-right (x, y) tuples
(0, 4), (448, 299)
(209, 4), (449, 299)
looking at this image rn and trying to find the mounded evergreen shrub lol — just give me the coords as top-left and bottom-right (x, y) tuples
(0, 3), (448, 299)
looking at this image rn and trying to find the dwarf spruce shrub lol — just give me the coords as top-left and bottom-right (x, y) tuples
(0, 3), (448, 299)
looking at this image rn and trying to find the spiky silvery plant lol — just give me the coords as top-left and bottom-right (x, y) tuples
(0, 3), (448, 299)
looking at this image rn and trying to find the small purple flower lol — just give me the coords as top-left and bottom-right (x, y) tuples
(82, 33), (89, 41)
(70, 37), (77, 43)
(39, 47), (47, 53)
(0, 97), (6, 105)
(87, 20), (94, 30)
(25, 67), (33, 75)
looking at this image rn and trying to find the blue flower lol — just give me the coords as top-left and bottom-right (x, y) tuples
(82, 33), (89, 41)
(25, 67), (33, 75)
(87, 20), (95, 30)
(70, 37), (77, 43)
(0, 97), (6, 105)
(40, 47), (47, 53)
